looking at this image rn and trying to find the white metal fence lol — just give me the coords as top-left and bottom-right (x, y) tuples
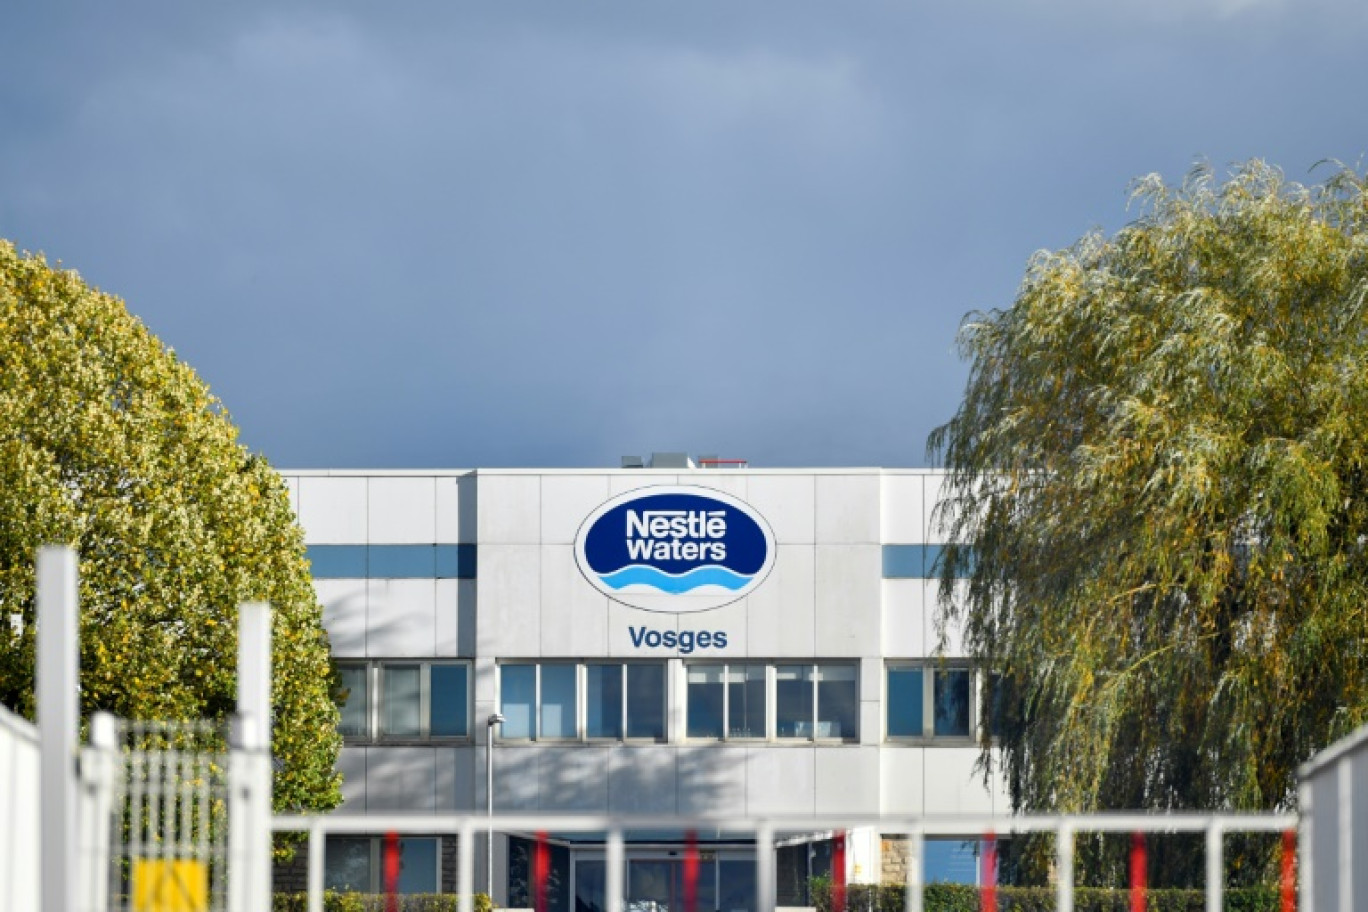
(271, 810), (1299, 912)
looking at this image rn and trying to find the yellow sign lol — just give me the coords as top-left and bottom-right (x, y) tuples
(131, 859), (208, 912)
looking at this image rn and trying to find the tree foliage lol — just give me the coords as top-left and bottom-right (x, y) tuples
(929, 161), (1368, 827)
(0, 240), (341, 814)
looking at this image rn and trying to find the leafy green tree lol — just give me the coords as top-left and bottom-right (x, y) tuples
(0, 240), (341, 814)
(929, 162), (1368, 879)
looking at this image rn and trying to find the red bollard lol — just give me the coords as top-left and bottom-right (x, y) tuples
(1129, 833), (1147, 912)
(980, 832), (997, 912)
(1281, 829), (1297, 912)
(684, 830), (699, 912)
(832, 832), (847, 912)
(384, 831), (400, 912)
(534, 831), (551, 912)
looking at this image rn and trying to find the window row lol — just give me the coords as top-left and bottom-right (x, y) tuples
(684, 663), (858, 741)
(499, 662), (667, 741)
(336, 659), (997, 743)
(886, 663), (1000, 740)
(337, 661), (469, 741)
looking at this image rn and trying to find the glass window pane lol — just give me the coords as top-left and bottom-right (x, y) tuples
(934, 669), (971, 737)
(887, 667), (925, 737)
(500, 664), (536, 739)
(586, 664), (623, 739)
(728, 664), (767, 738)
(924, 838), (979, 884)
(718, 859), (755, 912)
(816, 664), (858, 739)
(687, 664), (724, 739)
(337, 665), (369, 738)
(324, 836), (373, 892)
(430, 664), (468, 737)
(540, 664), (578, 739)
(575, 860), (606, 912)
(626, 664), (666, 740)
(381, 665), (421, 737)
(987, 673), (1006, 737)
(396, 837), (439, 893)
(775, 665), (813, 739)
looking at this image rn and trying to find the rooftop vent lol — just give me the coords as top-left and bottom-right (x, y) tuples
(620, 453), (749, 469)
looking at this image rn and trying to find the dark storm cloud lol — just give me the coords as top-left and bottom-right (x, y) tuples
(2, 1), (1366, 467)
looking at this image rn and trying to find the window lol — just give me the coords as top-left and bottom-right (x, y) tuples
(686, 661), (858, 742)
(335, 661), (470, 742)
(498, 662), (666, 742)
(885, 662), (987, 741)
(324, 836), (441, 893)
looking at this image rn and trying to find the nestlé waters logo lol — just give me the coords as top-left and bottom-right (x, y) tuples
(574, 486), (776, 612)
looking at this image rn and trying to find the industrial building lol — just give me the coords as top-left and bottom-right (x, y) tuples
(279, 456), (1007, 906)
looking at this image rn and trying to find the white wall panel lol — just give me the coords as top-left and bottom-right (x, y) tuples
(366, 747), (436, 811)
(815, 748), (879, 814)
(746, 475), (815, 544)
(540, 747), (611, 812)
(491, 747), (541, 812)
(747, 545), (815, 658)
(540, 475), (610, 544)
(815, 475), (879, 544)
(859, 700), (882, 747)
(922, 747), (994, 814)
(297, 477), (367, 543)
(435, 474), (478, 543)
(924, 474), (951, 544)
(368, 477), (436, 543)
(316, 580), (368, 657)
(687, 474), (747, 499)
(814, 546), (881, 656)
(367, 579), (437, 658)
(608, 748), (678, 813)
(880, 474), (926, 544)
(608, 603), (679, 656)
(935, 581), (970, 658)
(881, 581), (927, 658)
(434, 747), (476, 811)
(479, 545), (541, 657)
(693, 599), (746, 657)
(746, 748), (815, 816)
(337, 747), (368, 810)
(677, 746), (746, 815)
(434, 579), (463, 657)
(879, 749), (925, 815)
(610, 474), (677, 496)
(477, 475), (540, 544)
(540, 546), (608, 657)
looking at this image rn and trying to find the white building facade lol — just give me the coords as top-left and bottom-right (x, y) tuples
(281, 461), (1007, 905)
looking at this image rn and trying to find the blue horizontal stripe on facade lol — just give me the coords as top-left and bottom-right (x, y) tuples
(306, 544), (476, 579)
(882, 544), (970, 578)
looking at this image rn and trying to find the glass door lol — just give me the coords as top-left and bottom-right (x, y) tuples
(572, 851), (755, 912)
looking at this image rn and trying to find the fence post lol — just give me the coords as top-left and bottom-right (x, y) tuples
(756, 822), (775, 912)
(1057, 821), (1075, 912)
(606, 828), (624, 912)
(1205, 821), (1223, 912)
(904, 827), (924, 912)
(229, 602), (273, 912)
(38, 546), (79, 912)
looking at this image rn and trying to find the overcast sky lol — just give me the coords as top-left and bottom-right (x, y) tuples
(3, 1), (1366, 469)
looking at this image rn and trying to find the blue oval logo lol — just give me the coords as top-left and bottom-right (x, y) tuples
(574, 486), (776, 612)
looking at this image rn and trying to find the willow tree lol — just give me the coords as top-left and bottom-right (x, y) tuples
(930, 162), (1368, 876)
(0, 240), (341, 815)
